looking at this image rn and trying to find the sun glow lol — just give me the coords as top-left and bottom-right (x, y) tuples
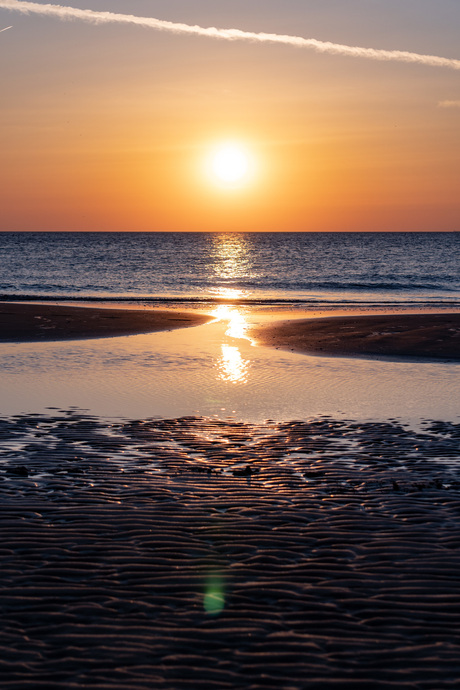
(207, 142), (255, 188)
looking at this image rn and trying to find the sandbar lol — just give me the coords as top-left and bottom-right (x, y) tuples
(0, 302), (210, 342)
(251, 312), (460, 360)
(2, 303), (460, 362)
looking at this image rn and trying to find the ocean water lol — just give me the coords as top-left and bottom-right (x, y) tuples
(1, 231), (459, 423)
(0, 231), (459, 307)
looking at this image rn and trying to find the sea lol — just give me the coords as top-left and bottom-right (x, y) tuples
(1, 231), (459, 308)
(1, 231), (459, 424)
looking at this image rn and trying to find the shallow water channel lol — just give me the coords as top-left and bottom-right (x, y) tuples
(0, 307), (459, 425)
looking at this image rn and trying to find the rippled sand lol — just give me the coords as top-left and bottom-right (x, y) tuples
(1, 412), (460, 688)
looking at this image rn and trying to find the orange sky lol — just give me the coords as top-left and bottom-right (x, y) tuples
(0, 0), (459, 231)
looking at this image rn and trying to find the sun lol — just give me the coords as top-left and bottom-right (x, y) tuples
(212, 145), (248, 183)
(207, 142), (255, 188)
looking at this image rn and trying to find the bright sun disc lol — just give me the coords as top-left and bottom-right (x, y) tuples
(211, 144), (251, 185)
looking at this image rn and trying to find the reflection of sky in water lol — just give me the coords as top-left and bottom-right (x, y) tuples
(1, 208), (459, 422)
(0, 302), (459, 423)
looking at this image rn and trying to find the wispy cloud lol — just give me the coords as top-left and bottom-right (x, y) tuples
(0, 24), (11, 32)
(438, 100), (460, 108)
(1, 0), (460, 70)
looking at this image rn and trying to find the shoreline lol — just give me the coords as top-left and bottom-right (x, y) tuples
(1, 301), (460, 361)
(0, 302), (211, 342)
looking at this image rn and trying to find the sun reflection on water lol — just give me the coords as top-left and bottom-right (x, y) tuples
(207, 234), (257, 384)
(211, 233), (251, 282)
(211, 304), (252, 341)
(217, 344), (249, 384)
(212, 287), (244, 302)
(210, 305), (253, 384)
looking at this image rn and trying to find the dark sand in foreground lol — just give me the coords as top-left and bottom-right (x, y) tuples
(252, 313), (460, 360)
(1, 412), (460, 688)
(0, 302), (210, 342)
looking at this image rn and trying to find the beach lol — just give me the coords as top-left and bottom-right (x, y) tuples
(0, 302), (211, 342)
(2, 0), (460, 682)
(252, 312), (460, 361)
(1, 302), (460, 360)
(0, 303), (459, 687)
(1, 411), (460, 688)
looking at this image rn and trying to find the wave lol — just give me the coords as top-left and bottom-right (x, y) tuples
(1, 293), (460, 308)
(206, 279), (459, 293)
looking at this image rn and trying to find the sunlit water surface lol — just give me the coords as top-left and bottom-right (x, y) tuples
(1, 308), (458, 425)
(1, 232), (459, 307)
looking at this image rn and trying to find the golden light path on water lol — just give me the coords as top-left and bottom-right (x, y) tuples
(207, 232), (261, 387)
(211, 302), (255, 385)
(217, 345), (246, 384)
(211, 235), (251, 283)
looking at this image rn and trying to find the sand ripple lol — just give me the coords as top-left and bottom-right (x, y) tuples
(0, 412), (459, 688)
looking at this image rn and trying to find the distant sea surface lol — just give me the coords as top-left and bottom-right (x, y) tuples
(1, 231), (459, 308)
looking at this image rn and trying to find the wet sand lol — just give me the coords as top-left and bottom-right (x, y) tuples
(252, 313), (460, 360)
(2, 303), (460, 362)
(0, 302), (210, 342)
(1, 411), (460, 689)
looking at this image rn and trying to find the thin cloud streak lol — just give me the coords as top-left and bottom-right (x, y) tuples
(438, 100), (460, 108)
(1, 0), (460, 70)
(0, 24), (11, 31)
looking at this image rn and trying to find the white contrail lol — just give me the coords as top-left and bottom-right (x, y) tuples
(0, 24), (12, 31)
(1, 0), (460, 70)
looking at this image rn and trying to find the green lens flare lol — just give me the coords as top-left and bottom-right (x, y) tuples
(204, 575), (225, 615)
